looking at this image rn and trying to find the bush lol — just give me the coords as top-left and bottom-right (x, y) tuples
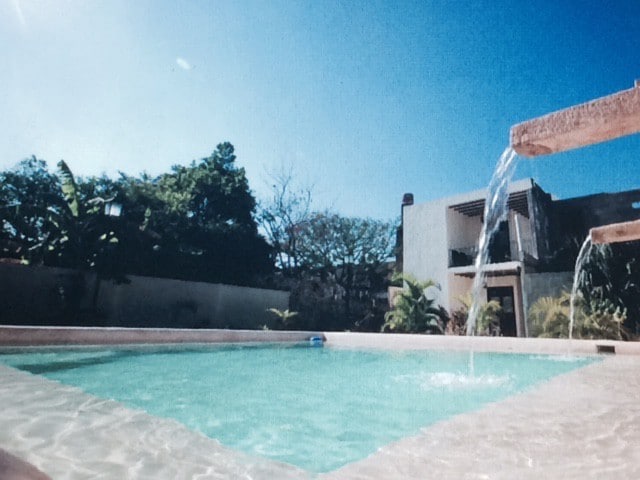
(448, 293), (502, 336)
(528, 292), (629, 340)
(381, 273), (447, 334)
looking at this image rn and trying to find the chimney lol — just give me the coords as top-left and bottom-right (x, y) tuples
(402, 193), (414, 207)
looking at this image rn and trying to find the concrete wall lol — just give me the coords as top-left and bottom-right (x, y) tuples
(554, 189), (640, 231)
(0, 263), (289, 329)
(0, 264), (92, 326)
(447, 273), (473, 312)
(446, 208), (481, 250)
(402, 199), (450, 306)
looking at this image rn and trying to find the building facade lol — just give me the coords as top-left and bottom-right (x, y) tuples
(401, 179), (640, 336)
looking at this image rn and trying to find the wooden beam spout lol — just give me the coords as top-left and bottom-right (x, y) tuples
(510, 83), (640, 157)
(590, 219), (640, 245)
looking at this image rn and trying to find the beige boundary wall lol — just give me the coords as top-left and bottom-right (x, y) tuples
(0, 263), (289, 330)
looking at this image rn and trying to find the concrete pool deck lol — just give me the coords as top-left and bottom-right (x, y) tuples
(1, 328), (639, 479)
(322, 354), (640, 480)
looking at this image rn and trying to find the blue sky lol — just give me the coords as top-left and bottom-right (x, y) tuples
(1, 0), (639, 220)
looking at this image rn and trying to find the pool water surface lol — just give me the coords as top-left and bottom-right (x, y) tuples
(0, 345), (597, 473)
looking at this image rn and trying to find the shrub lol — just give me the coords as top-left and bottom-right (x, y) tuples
(381, 273), (447, 334)
(448, 293), (502, 336)
(528, 292), (629, 340)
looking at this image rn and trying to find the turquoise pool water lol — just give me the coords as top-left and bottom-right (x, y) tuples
(0, 344), (597, 473)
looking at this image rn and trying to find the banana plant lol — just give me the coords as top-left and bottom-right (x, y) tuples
(267, 308), (299, 329)
(45, 160), (119, 270)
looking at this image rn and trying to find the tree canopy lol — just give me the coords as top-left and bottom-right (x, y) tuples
(0, 143), (272, 286)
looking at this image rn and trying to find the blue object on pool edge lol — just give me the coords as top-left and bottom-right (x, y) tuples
(309, 336), (323, 347)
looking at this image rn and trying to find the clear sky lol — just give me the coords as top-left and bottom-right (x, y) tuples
(2, 0), (639, 220)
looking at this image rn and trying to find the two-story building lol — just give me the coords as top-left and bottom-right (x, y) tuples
(400, 179), (640, 336)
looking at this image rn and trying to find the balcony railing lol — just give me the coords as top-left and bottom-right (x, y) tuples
(448, 240), (536, 268)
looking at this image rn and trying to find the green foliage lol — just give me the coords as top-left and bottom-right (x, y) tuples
(381, 273), (446, 334)
(578, 242), (640, 336)
(296, 212), (396, 315)
(121, 142), (272, 284)
(449, 293), (502, 336)
(0, 143), (273, 286)
(257, 171), (398, 332)
(580, 299), (627, 340)
(528, 293), (572, 338)
(258, 168), (313, 274)
(44, 160), (119, 271)
(0, 157), (118, 270)
(57, 160), (81, 218)
(0, 156), (62, 263)
(528, 292), (628, 340)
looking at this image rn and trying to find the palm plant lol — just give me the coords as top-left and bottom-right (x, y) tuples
(452, 293), (502, 336)
(528, 293), (572, 338)
(528, 292), (629, 340)
(381, 273), (446, 334)
(267, 308), (299, 329)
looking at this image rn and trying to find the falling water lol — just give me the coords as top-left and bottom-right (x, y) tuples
(467, 147), (519, 335)
(568, 234), (593, 340)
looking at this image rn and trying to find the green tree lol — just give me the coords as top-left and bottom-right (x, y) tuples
(0, 156), (62, 263)
(106, 143), (272, 285)
(297, 212), (396, 323)
(0, 157), (117, 270)
(47, 160), (119, 270)
(382, 273), (446, 333)
(1, 143), (272, 287)
(258, 168), (313, 275)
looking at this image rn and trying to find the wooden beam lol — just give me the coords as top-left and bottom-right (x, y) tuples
(510, 82), (640, 157)
(590, 219), (640, 245)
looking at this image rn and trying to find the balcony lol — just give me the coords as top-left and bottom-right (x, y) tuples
(448, 240), (536, 268)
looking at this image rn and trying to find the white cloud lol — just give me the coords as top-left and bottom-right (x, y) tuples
(176, 57), (192, 71)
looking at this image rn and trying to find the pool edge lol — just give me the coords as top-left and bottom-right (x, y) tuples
(0, 325), (325, 347)
(2, 327), (639, 355)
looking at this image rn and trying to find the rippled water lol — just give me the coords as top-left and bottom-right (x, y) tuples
(0, 345), (597, 473)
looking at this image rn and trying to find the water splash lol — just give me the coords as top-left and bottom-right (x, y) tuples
(467, 147), (519, 335)
(393, 371), (512, 391)
(568, 234), (593, 340)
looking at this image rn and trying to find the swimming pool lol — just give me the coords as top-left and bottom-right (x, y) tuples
(0, 343), (597, 473)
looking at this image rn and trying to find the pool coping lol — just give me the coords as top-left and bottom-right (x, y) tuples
(1, 325), (639, 355)
(1, 328), (639, 479)
(0, 325), (325, 346)
(321, 354), (640, 479)
(0, 363), (311, 479)
(323, 331), (640, 355)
